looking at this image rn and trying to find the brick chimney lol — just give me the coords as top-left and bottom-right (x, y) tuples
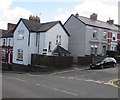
(29, 15), (40, 23)
(90, 13), (97, 21)
(7, 23), (16, 30)
(75, 12), (79, 17)
(107, 19), (114, 24)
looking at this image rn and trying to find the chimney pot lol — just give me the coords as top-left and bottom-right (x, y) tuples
(90, 13), (97, 21)
(107, 19), (114, 24)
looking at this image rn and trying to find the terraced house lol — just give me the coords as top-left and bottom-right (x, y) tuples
(64, 13), (118, 62)
(0, 23), (16, 64)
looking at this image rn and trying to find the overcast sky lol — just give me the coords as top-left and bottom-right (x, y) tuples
(0, 0), (119, 30)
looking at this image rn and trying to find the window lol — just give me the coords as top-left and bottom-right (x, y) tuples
(8, 39), (11, 46)
(91, 46), (94, 54)
(93, 29), (97, 38)
(91, 45), (98, 55)
(17, 30), (24, 40)
(112, 32), (116, 41)
(17, 49), (23, 61)
(56, 35), (61, 45)
(48, 41), (52, 52)
(3, 39), (5, 46)
(103, 31), (107, 39)
(2, 50), (5, 59)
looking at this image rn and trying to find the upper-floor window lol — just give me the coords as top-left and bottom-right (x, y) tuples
(8, 39), (11, 46)
(93, 29), (97, 38)
(56, 35), (61, 45)
(112, 32), (116, 41)
(3, 39), (5, 46)
(17, 30), (24, 40)
(103, 31), (107, 39)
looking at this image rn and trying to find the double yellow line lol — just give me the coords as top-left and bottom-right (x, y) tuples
(107, 79), (120, 88)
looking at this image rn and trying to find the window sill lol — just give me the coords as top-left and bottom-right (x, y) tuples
(16, 59), (23, 61)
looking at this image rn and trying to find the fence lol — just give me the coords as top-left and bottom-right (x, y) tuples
(77, 55), (93, 66)
(31, 54), (73, 69)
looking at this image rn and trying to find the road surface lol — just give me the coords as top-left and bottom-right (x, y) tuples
(2, 66), (119, 98)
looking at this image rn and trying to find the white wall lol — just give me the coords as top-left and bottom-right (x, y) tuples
(13, 21), (29, 65)
(28, 32), (38, 64)
(45, 23), (69, 55)
(39, 32), (45, 54)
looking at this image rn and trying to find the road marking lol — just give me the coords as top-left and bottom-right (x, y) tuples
(59, 77), (66, 79)
(106, 79), (120, 88)
(49, 72), (57, 75)
(68, 77), (75, 80)
(7, 77), (25, 82)
(57, 70), (76, 74)
(36, 83), (78, 96)
(26, 73), (42, 77)
(56, 68), (86, 74)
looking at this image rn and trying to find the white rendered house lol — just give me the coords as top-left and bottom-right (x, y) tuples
(13, 17), (70, 65)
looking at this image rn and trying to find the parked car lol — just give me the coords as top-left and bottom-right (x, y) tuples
(90, 57), (117, 69)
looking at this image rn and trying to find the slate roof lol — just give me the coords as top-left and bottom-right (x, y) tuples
(19, 18), (70, 36)
(52, 45), (71, 56)
(66, 14), (118, 31)
(0, 29), (7, 38)
(2, 29), (14, 38)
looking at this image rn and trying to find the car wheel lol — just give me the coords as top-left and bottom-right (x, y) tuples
(112, 63), (116, 67)
(90, 66), (93, 69)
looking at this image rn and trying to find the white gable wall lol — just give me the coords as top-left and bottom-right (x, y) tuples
(28, 32), (38, 64)
(39, 32), (45, 54)
(45, 23), (69, 55)
(13, 21), (29, 65)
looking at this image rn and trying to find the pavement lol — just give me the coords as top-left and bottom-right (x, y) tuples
(2, 66), (119, 98)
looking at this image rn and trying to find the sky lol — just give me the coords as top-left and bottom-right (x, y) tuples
(0, 0), (119, 30)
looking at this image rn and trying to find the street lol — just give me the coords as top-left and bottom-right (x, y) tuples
(2, 66), (119, 98)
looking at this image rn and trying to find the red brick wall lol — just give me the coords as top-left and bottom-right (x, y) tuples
(117, 33), (120, 39)
(108, 32), (112, 38)
(7, 23), (16, 30)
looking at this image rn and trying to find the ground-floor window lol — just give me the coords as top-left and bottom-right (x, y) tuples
(91, 45), (98, 55)
(17, 49), (23, 61)
(2, 50), (5, 59)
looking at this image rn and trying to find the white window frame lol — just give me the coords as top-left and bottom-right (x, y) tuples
(56, 35), (61, 45)
(103, 31), (107, 40)
(93, 29), (97, 39)
(8, 39), (11, 46)
(2, 50), (5, 59)
(17, 49), (23, 61)
(17, 30), (24, 40)
(112, 32), (117, 41)
(3, 39), (6, 46)
(91, 45), (98, 55)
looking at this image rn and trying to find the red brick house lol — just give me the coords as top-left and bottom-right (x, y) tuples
(0, 23), (16, 64)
